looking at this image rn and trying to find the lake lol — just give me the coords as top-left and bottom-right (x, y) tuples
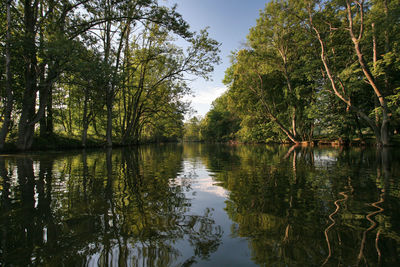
(0, 144), (399, 266)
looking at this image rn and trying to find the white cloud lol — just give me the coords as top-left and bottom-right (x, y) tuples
(183, 86), (227, 117)
(190, 86), (227, 105)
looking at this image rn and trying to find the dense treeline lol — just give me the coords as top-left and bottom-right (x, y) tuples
(0, 0), (220, 151)
(185, 0), (400, 146)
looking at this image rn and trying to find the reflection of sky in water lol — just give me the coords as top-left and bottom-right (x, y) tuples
(175, 160), (228, 198)
(2, 145), (399, 266)
(172, 157), (256, 266)
(313, 150), (339, 168)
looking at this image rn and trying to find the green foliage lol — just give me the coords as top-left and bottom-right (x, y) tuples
(0, 0), (220, 150)
(201, 94), (240, 142)
(184, 116), (203, 142)
(205, 0), (400, 144)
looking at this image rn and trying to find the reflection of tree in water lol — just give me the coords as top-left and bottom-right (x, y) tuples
(203, 145), (400, 266)
(0, 145), (222, 266)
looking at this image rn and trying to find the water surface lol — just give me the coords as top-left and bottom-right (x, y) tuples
(0, 144), (399, 266)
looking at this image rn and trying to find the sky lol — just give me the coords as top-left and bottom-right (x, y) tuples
(166, 0), (267, 118)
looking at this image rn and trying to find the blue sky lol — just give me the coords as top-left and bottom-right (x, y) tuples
(167, 0), (267, 118)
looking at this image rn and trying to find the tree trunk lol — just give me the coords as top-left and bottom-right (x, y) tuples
(103, 17), (113, 147)
(82, 124), (88, 148)
(353, 40), (390, 145)
(106, 94), (113, 147)
(17, 0), (38, 150)
(93, 117), (100, 136)
(39, 86), (53, 137)
(39, 85), (47, 137)
(17, 0), (54, 150)
(67, 87), (73, 134)
(17, 112), (36, 151)
(354, 114), (364, 140)
(308, 4), (387, 146)
(291, 107), (297, 138)
(346, 0), (390, 146)
(122, 72), (145, 145)
(46, 88), (53, 135)
(250, 68), (299, 144)
(270, 114), (298, 144)
(0, 0), (13, 150)
(82, 93), (89, 147)
(105, 21), (130, 147)
(122, 111), (136, 144)
(39, 3), (47, 138)
(372, 23), (380, 128)
(309, 123), (314, 142)
(39, 115), (47, 137)
(280, 53), (298, 139)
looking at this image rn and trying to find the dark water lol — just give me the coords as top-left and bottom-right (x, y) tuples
(0, 144), (399, 266)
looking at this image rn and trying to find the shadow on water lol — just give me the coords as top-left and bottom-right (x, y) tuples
(0, 144), (399, 266)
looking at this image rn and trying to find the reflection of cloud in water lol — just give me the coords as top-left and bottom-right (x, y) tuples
(173, 160), (228, 198)
(313, 150), (339, 168)
(193, 177), (227, 198)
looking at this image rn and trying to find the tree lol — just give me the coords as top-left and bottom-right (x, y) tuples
(301, 0), (400, 145)
(184, 116), (203, 142)
(218, 0), (399, 145)
(201, 93), (240, 142)
(222, 1), (318, 144)
(117, 25), (220, 144)
(0, 0), (13, 149)
(0, 0), (220, 150)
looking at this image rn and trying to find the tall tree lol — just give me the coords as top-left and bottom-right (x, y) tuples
(0, 0), (13, 149)
(218, 0), (399, 145)
(302, 0), (399, 145)
(117, 26), (220, 144)
(223, 1), (317, 144)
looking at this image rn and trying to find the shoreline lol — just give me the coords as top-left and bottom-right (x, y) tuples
(1, 135), (399, 155)
(0, 135), (179, 154)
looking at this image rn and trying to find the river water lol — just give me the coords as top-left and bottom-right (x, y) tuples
(0, 144), (399, 266)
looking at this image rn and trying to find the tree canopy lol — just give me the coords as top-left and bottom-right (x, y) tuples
(187, 0), (400, 146)
(0, 0), (220, 150)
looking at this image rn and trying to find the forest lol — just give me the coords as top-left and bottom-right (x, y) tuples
(1, 2), (400, 265)
(0, 0), (220, 151)
(1, 0), (400, 151)
(185, 0), (400, 146)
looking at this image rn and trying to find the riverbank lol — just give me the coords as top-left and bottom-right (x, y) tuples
(1, 134), (184, 153)
(198, 135), (400, 147)
(292, 135), (400, 147)
(2, 134), (399, 154)
(2, 135), (105, 153)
